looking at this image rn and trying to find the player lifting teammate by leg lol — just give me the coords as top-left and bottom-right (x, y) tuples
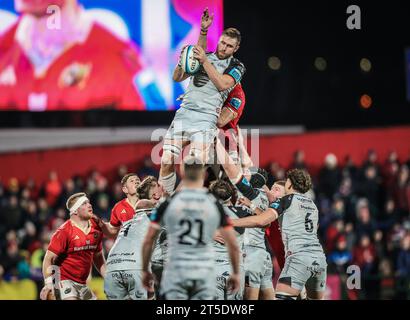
(160, 7), (245, 195)
(142, 157), (241, 300)
(214, 137), (276, 300)
(210, 179), (253, 300)
(232, 169), (328, 300)
(134, 176), (167, 299)
(103, 176), (162, 300)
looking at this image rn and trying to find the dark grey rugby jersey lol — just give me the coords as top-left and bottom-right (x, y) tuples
(150, 188), (231, 269)
(243, 189), (269, 249)
(213, 205), (251, 258)
(180, 53), (245, 119)
(234, 177), (270, 249)
(270, 193), (324, 255)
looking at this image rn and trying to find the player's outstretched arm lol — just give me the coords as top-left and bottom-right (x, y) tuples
(231, 208), (278, 228)
(238, 197), (266, 216)
(215, 137), (260, 202)
(93, 215), (120, 238)
(40, 250), (58, 300)
(237, 126), (254, 175)
(93, 250), (106, 278)
(141, 225), (160, 290)
(219, 226), (241, 292)
(215, 136), (242, 182)
(197, 7), (214, 50)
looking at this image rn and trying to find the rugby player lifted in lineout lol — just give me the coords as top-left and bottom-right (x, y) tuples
(159, 8), (246, 194)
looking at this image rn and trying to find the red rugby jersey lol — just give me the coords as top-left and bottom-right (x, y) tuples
(109, 198), (135, 228)
(265, 220), (286, 270)
(221, 83), (246, 134)
(47, 219), (103, 284)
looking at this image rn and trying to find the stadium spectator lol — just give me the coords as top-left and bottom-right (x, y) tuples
(37, 198), (50, 225)
(93, 194), (110, 221)
(382, 151), (400, 194)
(325, 218), (345, 253)
(344, 222), (356, 252)
(266, 161), (285, 188)
(353, 234), (377, 269)
(362, 149), (381, 178)
(357, 165), (381, 213)
(1, 195), (23, 231)
(378, 199), (399, 235)
(44, 171), (62, 208)
(378, 258), (395, 300)
(291, 150), (308, 170)
(391, 164), (410, 219)
(341, 155), (359, 181)
(328, 235), (352, 274)
(6, 177), (20, 197)
(396, 234), (410, 278)
(355, 199), (378, 239)
(137, 156), (159, 180)
(318, 153), (341, 201)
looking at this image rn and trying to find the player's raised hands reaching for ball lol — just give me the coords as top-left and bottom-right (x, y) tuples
(193, 45), (207, 64)
(201, 7), (214, 31)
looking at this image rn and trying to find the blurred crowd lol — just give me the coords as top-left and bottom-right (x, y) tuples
(0, 150), (409, 299)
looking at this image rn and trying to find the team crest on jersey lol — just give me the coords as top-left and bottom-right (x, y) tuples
(93, 232), (99, 239)
(271, 200), (280, 209)
(86, 240), (90, 245)
(228, 68), (241, 83)
(58, 62), (92, 89)
(230, 97), (242, 109)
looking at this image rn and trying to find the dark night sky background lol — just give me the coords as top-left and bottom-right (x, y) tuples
(224, 0), (410, 129)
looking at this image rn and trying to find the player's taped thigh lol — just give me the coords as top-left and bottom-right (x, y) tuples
(162, 142), (182, 164)
(189, 143), (213, 164)
(190, 130), (217, 163)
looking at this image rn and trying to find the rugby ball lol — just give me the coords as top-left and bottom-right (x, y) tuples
(180, 45), (201, 75)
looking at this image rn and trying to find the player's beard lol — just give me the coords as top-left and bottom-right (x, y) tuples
(84, 209), (93, 220)
(216, 50), (231, 60)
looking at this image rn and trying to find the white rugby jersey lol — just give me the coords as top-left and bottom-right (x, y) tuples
(175, 53), (245, 128)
